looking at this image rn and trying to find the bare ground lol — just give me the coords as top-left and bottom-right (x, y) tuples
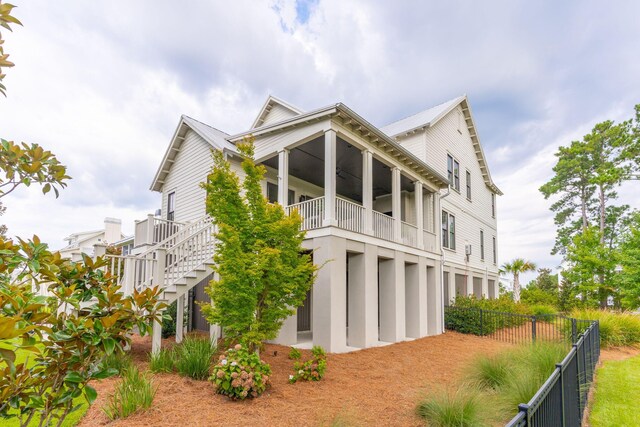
(78, 332), (512, 427)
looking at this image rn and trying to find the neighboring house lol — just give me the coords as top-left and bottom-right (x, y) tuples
(59, 217), (125, 261)
(122, 95), (501, 353)
(113, 235), (134, 256)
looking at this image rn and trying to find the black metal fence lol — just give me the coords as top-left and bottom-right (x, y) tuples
(444, 306), (600, 427)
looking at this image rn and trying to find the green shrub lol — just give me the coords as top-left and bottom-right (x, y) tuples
(210, 344), (271, 399)
(174, 336), (216, 380)
(288, 347), (302, 360)
(103, 366), (156, 420)
(149, 347), (176, 373)
(416, 386), (487, 427)
(521, 287), (558, 307)
(445, 295), (532, 336)
(570, 309), (640, 348)
(530, 305), (558, 316)
(100, 351), (133, 375)
(289, 345), (327, 383)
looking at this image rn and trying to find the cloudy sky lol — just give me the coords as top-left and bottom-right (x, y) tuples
(1, 0), (639, 280)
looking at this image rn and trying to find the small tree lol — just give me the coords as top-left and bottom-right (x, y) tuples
(501, 258), (537, 303)
(201, 139), (317, 353)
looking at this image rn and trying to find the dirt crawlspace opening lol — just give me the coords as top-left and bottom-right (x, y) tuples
(79, 332), (512, 427)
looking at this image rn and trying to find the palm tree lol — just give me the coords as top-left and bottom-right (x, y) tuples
(500, 258), (537, 303)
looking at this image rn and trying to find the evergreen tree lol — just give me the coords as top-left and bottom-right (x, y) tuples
(201, 139), (317, 353)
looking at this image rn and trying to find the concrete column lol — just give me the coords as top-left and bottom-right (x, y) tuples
(405, 260), (426, 338)
(362, 150), (373, 235)
(415, 182), (424, 249)
(324, 130), (337, 226)
(278, 149), (289, 206)
(379, 251), (405, 343)
(312, 236), (347, 352)
(482, 273), (489, 298)
(392, 167), (402, 241)
(427, 264), (442, 335)
(176, 294), (185, 343)
(273, 312), (298, 345)
(447, 267), (456, 304)
(347, 244), (378, 348)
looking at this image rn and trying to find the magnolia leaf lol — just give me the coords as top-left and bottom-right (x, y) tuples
(83, 384), (97, 404)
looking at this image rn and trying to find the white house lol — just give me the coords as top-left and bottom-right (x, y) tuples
(59, 217), (125, 261)
(117, 95), (501, 354)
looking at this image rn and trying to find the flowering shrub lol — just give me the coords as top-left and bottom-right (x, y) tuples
(210, 344), (271, 399)
(289, 346), (327, 383)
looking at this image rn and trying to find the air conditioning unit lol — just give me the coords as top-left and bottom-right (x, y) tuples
(465, 244), (472, 256)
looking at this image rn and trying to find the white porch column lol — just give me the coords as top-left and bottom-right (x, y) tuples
(176, 294), (185, 343)
(427, 264), (442, 335)
(362, 150), (373, 235)
(466, 271), (474, 296)
(415, 181), (424, 249)
(324, 130), (337, 226)
(273, 312), (298, 345)
(446, 267), (455, 305)
(347, 244), (378, 348)
(277, 149), (289, 206)
(312, 236), (347, 352)
(405, 261), (425, 338)
(482, 271), (489, 298)
(151, 248), (167, 355)
(379, 251), (406, 343)
(392, 167), (401, 241)
(146, 214), (155, 245)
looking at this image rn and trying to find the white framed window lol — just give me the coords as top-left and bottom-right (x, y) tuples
(491, 193), (496, 218)
(267, 181), (295, 205)
(492, 236), (497, 264)
(447, 154), (460, 191)
(167, 192), (175, 221)
(466, 170), (472, 200)
(480, 230), (485, 261)
(442, 210), (456, 250)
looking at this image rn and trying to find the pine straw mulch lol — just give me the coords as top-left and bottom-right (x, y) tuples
(78, 332), (512, 427)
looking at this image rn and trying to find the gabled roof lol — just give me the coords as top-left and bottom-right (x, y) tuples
(381, 95), (503, 195)
(228, 102), (450, 189)
(250, 95), (304, 129)
(380, 96), (465, 137)
(150, 115), (236, 192)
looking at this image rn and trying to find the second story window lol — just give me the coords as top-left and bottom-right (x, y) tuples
(492, 236), (497, 264)
(167, 192), (175, 221)
(466, 170), (471, 200)
(480, 230), (484, 260)
(447, 155), (460, 191)
(442, 210), (456, 250)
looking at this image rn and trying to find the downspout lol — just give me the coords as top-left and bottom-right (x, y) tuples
(440, 186), (451, 333)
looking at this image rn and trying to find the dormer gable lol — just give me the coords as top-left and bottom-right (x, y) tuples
(250, 95), (304, 129)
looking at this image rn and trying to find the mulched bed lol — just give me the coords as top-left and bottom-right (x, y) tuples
(79, 332), (512, 427)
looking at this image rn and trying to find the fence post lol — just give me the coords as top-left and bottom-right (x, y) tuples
(518, 403), (530, 425)
(571, 318), (577, 344)
(480, 308), (484, 336)
(556, 363), (566, 426)
(532, 316), (537, 343)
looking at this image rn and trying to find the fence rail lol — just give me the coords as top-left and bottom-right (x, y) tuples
(444, 306), (600, 427)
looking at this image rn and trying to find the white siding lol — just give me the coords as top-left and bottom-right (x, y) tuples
(261, 104), (300, 127)
(398, 105), (499, 274)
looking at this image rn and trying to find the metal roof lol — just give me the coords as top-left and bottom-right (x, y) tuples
(380, 96), (465, 137)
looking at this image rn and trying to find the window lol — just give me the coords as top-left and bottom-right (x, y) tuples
(167, 192), (175, 221)
(491, 193), (496, 218)
(288, 189), (295, 206)
(480, 230), (485, 261)
(442, 210), (456, 250)
(267, 182), (278, 203)
(466, 170), (471, 200)
(447, 155), (460, 191)
(492, 236), (497, 264)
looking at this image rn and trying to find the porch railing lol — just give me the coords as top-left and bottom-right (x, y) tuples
(286, 197), (325, 230)
(336, 197), (365, 234)
(134, 216), (186, 247)
(372, 210), (394, 241)
(401, 221), (418, 247)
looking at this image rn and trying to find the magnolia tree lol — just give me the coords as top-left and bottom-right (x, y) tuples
(201, 139), (317, 353)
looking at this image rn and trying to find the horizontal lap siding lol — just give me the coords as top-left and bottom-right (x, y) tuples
(261, 104), (300, 127)
(399, 106), (499, 274)
(161, 130), (244, 223)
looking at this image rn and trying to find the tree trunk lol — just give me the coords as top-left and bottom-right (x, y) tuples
(581, 188), (588, 232)
(513, 272), (521, 303)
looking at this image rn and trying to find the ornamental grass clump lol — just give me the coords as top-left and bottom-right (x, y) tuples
(149, 347), (176, 373)
(210, 344), (271, 400)
(289, 345), (327, 383)
(103, 366), (156, 420)
(174, 335), (216, 380)
(416, 385), (487, 427)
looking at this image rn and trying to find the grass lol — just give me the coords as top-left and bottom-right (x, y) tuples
(589, 355), (640, 426)
(173, 336), (216, 380)
(149, 347), (176, 373)
(416, 386), (488, 427)
(571, 308), (640, 348)
(100, 350), (133, 375)
(103, 365), (156, 420)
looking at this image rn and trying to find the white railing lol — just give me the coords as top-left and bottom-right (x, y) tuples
(163, 222), (216, 288)
(336, 197), (365, 234)
(373, 210), (394, 241)
(134, 216), (187, 247)
(401, 221), (418, 247)
(286, 197), (325, 231)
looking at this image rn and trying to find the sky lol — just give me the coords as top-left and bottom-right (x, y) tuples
(1, 0), (639, 283)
